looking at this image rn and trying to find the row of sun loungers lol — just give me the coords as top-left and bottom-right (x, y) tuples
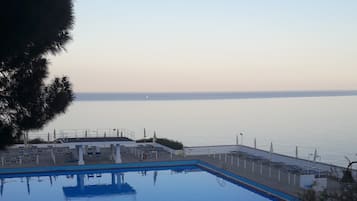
(0, 146), (73, 167)
(122, 145), (167, 161)
(228, 150), (333, 177)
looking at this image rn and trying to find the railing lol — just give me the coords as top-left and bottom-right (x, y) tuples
(183, 145), (356, 180)
(0, 146), (72, 167)
(201, 153), (302, 188)
(29, 128), (136, 142)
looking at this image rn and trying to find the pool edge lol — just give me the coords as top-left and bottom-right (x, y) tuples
(196, 160), (299, 201)
(0, 160), (299, 201)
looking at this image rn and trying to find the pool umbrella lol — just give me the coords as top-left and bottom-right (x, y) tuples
(254, 138), (257, 149)
(240, 133), (244, 145)
(295, 146), (298, 158)
(23, 132), (28, 146)
(153, 131), (157, 143)
(144, 128), (146, 139)
(313, 149), (318, 161)
(269, 142), (274, 161)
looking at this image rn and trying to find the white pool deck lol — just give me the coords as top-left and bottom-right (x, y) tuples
(0, 140), (355, 198)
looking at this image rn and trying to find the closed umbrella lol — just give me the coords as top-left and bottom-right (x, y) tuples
(153, 131), (157, 143)
(295, 146), (298, 158)
(23, 132), (28, 146)
(240, 133), (243, 145)
(144, 128), (146, 143)
(313, 149), (318, 161)
(269, 142), (274, 161)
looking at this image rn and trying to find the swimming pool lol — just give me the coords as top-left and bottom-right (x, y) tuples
(0, 161), (297, 201)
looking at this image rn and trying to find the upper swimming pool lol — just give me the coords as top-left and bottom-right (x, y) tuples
(0, 164), (283, 201)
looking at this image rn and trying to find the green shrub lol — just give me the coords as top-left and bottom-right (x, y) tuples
(156, 138), (183, 150)
(136, 138), (153, 143)
(29, 138), (46, 144)
(299, 184), (357, 201)
(136, 138), (183, 150)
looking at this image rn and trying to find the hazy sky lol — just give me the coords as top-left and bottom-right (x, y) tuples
(49, 0), (357, 92)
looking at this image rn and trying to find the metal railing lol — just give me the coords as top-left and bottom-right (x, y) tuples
(29, 128), (136, 142)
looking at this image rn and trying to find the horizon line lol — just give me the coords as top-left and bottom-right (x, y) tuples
(75, 89), (357, 94)
(74, 90), (357, 101)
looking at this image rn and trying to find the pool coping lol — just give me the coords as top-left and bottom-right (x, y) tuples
(197, 160), (298, 201)
(0, 160), (298, 201)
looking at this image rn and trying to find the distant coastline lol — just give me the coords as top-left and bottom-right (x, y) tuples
(75, 90), (357, 101)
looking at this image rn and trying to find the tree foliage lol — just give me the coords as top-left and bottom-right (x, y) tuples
(0, 0), (75, 148)
(300, 184), (357, 201)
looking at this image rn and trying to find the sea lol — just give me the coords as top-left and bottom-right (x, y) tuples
(30, 91), (357, 167)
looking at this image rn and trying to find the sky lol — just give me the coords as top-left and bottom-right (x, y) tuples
(49, 0), (357, 92)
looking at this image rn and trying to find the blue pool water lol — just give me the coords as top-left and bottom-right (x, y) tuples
(0, 166), (277, 201)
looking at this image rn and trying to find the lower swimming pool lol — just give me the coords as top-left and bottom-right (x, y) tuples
(0, 163), (291, 201)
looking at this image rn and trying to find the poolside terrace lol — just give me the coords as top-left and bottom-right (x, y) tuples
(0, 138), (354, 200)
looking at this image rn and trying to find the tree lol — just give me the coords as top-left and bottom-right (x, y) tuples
(0, 0), (75, 148)
(300, 184), (357, 201)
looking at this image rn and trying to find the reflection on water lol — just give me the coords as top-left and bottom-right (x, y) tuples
(62, 173), (136, 199)
(1, 173), (138, 200)
(0, 171), (156, 200)
(0, 166), (273, 201)
(0, 167), (197, 200)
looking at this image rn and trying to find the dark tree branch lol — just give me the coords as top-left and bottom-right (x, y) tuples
(0, 0), (74, 149)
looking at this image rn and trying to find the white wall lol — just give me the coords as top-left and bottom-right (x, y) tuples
(300, 175), (315, 188)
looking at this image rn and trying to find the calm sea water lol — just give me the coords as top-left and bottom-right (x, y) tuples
(0, 166), (274, 201)
(31, 93), (357, 167)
